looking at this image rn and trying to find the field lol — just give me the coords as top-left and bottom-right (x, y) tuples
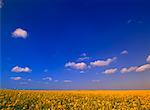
(0, 90), (150, 110)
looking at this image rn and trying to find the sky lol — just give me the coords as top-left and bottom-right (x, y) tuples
(1, 0), (150, 90)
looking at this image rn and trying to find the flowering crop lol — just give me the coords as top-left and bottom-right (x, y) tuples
(0, 90), (150, 110)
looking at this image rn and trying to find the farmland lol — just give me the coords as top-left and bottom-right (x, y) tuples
(0, 90), (150, 110)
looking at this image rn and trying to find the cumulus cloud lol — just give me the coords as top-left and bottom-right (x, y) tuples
(64, 80), (72, 83)
(20, 82), (28, 85)
(146, 55), (150, 63)
(103, 68), (118, 74)
(91, 80), (100, 82)
(127, 19), (132, 24)
(42, 77), (52, 81)
(27, 79), (32, 81)
(136, 64), (150, 72)
(80, 71), (85, 73)
(44, 69), (48, 72)
(77, 57), (90, 61)
(121, 50), (128, 55)
(77, 53), (90, 61)
(10, 77), (22, 81)
(54, 80), (58, 82)
(120, 66), (138, 73)
(81, 53), (87, 57)
(90, 57), (117, 67)
(65, 62), (87, 70)
(12, 28), (28, 39)
(127, 19), (143, 24)
(121, 64), (150, 73)
(0, 0), (3, 8)
(11, 66), (32, 73)
(87, 65), (92, 69)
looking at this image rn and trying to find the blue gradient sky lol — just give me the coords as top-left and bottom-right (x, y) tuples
(1, 0), (150, 89)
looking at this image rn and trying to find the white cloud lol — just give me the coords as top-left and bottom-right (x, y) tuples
(121, 64), (150, 73)
(0, 0), (2, 8)
(127, 19), (143, 24)
(64, 80), (72, 83)
(120, 66), (138, 73)
(77, 57), (90, 61)
(127, 19), (133, 24)
(91, 80), (100, 82)
(81, 53), (87, 57)
(42, 77), (52, 81)
(20, 82), (28, 85)
(65, 62), (87, 70)
(80, 71), (85, 73)
(11, 66), (32, 73)
(27, 79), (32, 81)
(121, 50), (128, 55)
(10, 77), (22, 81)
(12, 28), (28, 39)
(103, 68), (118, 74)
(146, 55), (150, 63)
(77, 53), (90, 61)
(54, 80), (58, 82)
(136, 64), (150, 72)
(44, 69), (48, 72)
(87, 65), (92, 69)
(90, 57), (117, 67)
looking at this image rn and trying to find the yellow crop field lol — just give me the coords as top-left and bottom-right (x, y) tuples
(0, 90), (150, 110)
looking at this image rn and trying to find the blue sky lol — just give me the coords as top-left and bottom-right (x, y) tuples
(1, 0), (150, 89)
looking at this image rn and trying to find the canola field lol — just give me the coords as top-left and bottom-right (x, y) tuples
(0, 90), (150, 110)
